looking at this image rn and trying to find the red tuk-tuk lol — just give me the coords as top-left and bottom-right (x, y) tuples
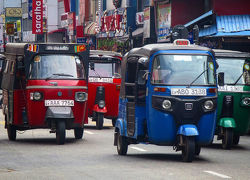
(88, 50), (122, 129)
(1, 43), (89, 144)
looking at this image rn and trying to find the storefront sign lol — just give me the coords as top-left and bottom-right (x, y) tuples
(16, 20), (21, 32)
(136, 12), (144, 25)
(5, 8), (22, 17)
(143, 7), (150, 39)
(32, 0), (43, 34)
(157, 3), (171, 42)
(6, 22), (15, 35)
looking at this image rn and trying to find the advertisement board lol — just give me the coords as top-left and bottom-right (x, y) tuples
(32, 0), (43, 34)
(28, 0), (33, 20)
(143, 7), (150, 39)
(6, 22), (14, 35)
(5, 8), (22, 17)
(157, 3), (171, 42)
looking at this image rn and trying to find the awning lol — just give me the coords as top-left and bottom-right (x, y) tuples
(84, 22), (97, 35)
(48, 28), (66, 34)
(185, 10), (213, 27)
(132, 27), (143, 37)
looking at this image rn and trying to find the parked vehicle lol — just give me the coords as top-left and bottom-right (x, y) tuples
(114, 40), (218, 162)
(214, 49), (250, 149)
(1, 43), (89, 144)
(0, 54), (5, 107)
(88, 50), (122, 129)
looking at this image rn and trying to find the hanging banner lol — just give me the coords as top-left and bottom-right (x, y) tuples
(157, 3), (171, 42)
(143, 7), (150, 39)
(32, 0), (43, 34)
(28, 0), (33, 20)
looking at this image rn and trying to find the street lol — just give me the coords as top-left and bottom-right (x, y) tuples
(0, 114), (250, 180)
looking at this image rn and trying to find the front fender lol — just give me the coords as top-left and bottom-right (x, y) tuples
(114, 118), (124, 146)
(93, 104), (107, 113)
(177, 124), (199, 136)
(218, 117), (236, 128)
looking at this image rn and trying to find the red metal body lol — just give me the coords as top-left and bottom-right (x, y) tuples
(88, 78), (121, 119)
(12, 80), (88, 128)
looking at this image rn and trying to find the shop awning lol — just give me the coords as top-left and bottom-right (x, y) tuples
(132, 27), (143, 37)
(199, 15), (250, 37)
(48, 28), (66, 34)
(184, 10), (213, 27)
(84, 22), (97, 35)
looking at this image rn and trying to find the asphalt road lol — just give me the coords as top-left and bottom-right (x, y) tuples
(0, 114), (250, 180)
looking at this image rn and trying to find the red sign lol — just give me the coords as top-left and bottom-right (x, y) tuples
(32, 0), (43, 34)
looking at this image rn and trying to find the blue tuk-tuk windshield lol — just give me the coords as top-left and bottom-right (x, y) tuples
(151, 55), (215, 85)
(89, 62), (121, 78)
(29, 55), (85, 79)
(216, 58), (250, 85)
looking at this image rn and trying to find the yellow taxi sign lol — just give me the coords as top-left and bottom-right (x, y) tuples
(174, 39), (190, 46)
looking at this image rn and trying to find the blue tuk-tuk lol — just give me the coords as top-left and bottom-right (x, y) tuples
(114, 39), (218, 162)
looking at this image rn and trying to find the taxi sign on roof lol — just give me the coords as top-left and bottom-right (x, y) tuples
(174, 39), (190, 46)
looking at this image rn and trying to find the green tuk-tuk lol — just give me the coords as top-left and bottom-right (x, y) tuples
(215, 49), (250, 149)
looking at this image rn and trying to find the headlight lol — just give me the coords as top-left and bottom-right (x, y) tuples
(75, 92), (88, 102)
(204, 100), (214, 110)
(98, 100), (105, 108)
(242, 97), (250, 106)
(162, 100), (171, 110)
(31, 92), (43, 101)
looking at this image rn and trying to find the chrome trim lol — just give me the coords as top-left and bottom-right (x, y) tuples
(26, 86), (88, 89)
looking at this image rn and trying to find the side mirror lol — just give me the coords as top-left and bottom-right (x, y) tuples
(90, 62), (95, 70)
(218, 72), (224, 86)
(138, 70), (149, 85)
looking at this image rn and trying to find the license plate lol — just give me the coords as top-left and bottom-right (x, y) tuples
(89, 77), (113, 83)
(218, 85), (243, 92)
(171, 88), (207, 96)
(45, 100), (74, 107)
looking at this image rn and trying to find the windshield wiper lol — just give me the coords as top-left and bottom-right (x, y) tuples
(45, 73), (74, 81)
(233, 72), (243, 85)
(92, 69), (102, 79)
(187, 67), (208, 88)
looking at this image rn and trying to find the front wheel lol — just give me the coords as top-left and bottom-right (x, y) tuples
(222, 128), (233, 149)
(96, 113), (104, 130)
(117, 131), (128, 155)
(74, 127), (84, 139)
(56, 121), (66, 145)
(182, 136), (195, 162)
(7, 124), (16, 141)
(233, 135), (240, 145)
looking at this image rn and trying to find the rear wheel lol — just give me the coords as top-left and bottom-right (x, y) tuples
(222, 128), (233, 149)
(117, 131), (128, 155)
(182, 136), (195, 162)
(56, 121), (66, 145)
(233, 135), (240, 145)
(74, 127), (84, 139)
(112, 118), (117, 127)
(7, 124), (16, 141)
(96, 113), (104, 130)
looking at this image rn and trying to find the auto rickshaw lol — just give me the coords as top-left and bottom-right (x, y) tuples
(1, 43), (89, 144)
(114, 39), (218, 162)
(214, 49), (250, 149)
(88, 50), (122, 129)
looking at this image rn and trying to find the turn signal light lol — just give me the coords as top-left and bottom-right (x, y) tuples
(209, 88), (217, 94)
(154, 87), (166, 92)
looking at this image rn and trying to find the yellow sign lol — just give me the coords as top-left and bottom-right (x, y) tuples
(6, 8), (22, 17)
(16, 20), (21, 32)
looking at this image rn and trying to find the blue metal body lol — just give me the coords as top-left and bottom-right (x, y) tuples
(116, 49), (217, 146)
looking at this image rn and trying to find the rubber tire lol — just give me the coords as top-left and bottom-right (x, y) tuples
(7, 124), (16, 141)
(96, 113), (104, 130)
(56, 121), (66, 145)
(233, 135), (240, 145)
(74, 127), (84, 139)
(117, 131), (128, 155)
(182, 136), (195, 162)
(195, 145), (201, 156)
(112, 118), (117, 127)
(222, 128), (233, 149)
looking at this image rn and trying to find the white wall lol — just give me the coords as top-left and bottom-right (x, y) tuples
(47, 0), (58, 32)
(4, 0), (22, 8)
